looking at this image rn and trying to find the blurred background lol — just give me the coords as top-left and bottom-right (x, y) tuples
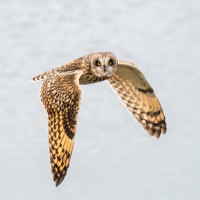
(0, 0), (200, 199)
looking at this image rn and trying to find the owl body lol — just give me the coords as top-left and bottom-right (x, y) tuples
(32, 51), (166, 186)
(33, 52), (117, 85)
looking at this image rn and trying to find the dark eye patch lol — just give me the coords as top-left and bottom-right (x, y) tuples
(96, 60), (101, 66)
(108, 59), (113, 66)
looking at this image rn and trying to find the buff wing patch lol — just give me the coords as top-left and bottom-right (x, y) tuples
(108, 61), (166, 138)
(40, 72), (82, 186)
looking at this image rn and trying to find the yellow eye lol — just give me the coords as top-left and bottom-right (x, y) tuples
(96, 60), (101, 66)
(108, 59), (113, 66)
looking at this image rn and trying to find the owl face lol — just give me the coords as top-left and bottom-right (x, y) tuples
(90, 52), (118, 77)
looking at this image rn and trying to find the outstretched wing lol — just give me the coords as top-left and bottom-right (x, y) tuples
(40, 70), (82, 186)
(108, 61), (166, 138)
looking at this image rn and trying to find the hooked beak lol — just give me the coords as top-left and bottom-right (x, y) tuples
(103, 65), (106, 72)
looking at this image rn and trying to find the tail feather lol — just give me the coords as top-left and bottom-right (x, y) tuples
(31, 71), (49, 82)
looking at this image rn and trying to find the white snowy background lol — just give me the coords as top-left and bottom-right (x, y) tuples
(0, 0), (200, 199)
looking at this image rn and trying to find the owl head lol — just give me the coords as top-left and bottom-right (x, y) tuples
(90, 52), (118, 77)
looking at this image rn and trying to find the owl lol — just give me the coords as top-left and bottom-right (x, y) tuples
(32, 51), (166, 186)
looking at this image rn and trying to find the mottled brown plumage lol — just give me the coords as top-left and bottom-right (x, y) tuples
(108, 61), (166, 138)
(32, 51), (166, 186)
(40, 71), (82, 186)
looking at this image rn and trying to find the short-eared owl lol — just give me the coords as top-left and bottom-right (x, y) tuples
(32, 51), (166, 186)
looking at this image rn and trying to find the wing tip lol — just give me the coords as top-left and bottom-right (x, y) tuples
(51, 161), (70, 187)
(53, 172), (65, 187)
(54, 177), (64, 187)
(144, 121), (167, 139)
